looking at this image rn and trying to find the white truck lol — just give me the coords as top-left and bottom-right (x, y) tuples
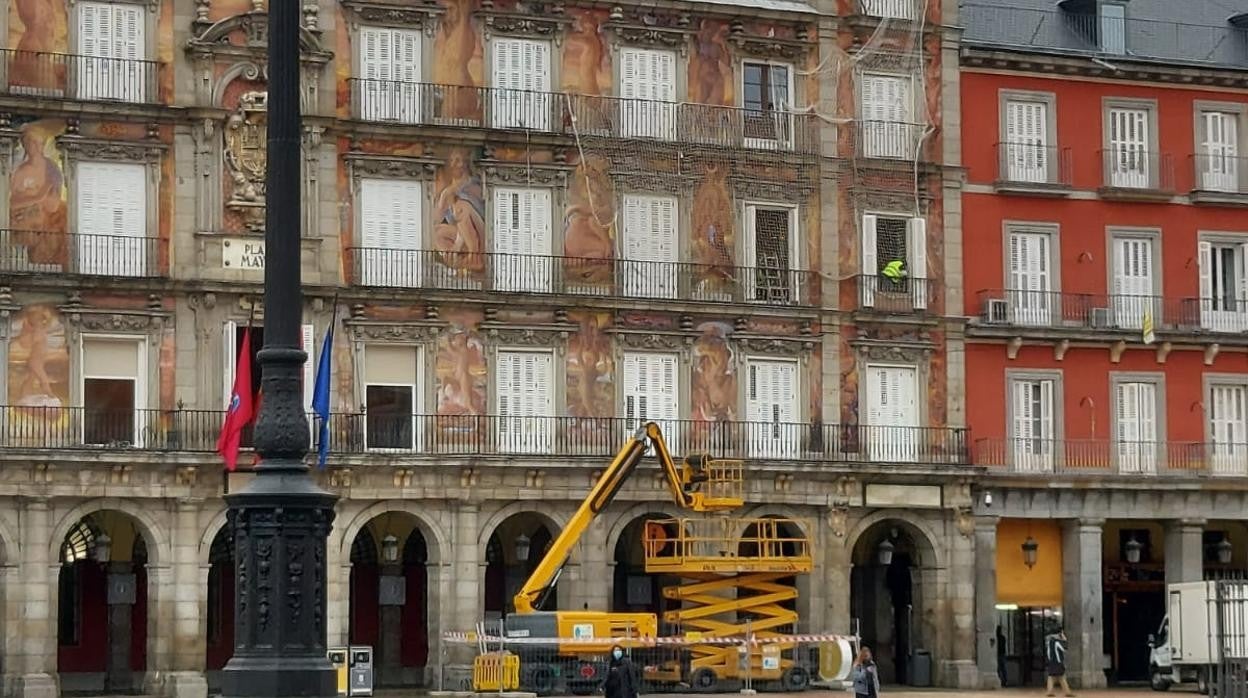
(1148, 580), (1248, 694)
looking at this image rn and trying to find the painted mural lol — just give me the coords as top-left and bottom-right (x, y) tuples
(7, 304), (71, 442)
(566, 311), (613, 419)
(208, 0), (256, 23)
(433, 148), (486, 275)
(688, 20), (734, 107)
(562, 154), (616, 286)
(691, 321), (736, 423)
(10, 118), (68, 266)
(561, 9), (611, 96)
(690, 163), (735, 295)
(431, 0), (484, 121)
(434, 308), (487, 437)
(8, 0), (69, 93)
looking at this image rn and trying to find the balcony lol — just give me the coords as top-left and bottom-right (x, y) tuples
(993, 142), (1073, 194)
(0, 49), (160, 104)
(346, 79), (821, 155)
(0, 407), (971, 466)
(853, 274), (936, 314)
(976, 437), (1248, 477)
(854, 120), (927, 160)
(975, 290), (1248, 336)
(961, 3), (1248, 69)
(1, 229), (165, 278)
(1099, 149), (1175, 199)
(346, 248), (821, 306)
(1190, 154), (1248, 205)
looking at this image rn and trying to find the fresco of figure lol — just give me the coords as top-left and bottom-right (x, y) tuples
(432, 0), (484, 121)
(560, 8), (612, 130)
(563, 155), (616, 286)
(432, 149), (486, 275)
(10, 120), (67, 266)
(690, 162), (735, 294)
(691, 321), (737, 423)
(435, 310), (487, 421)
(566, 312), (614, 419)
(8, 304), (69, 410)
(688, 20), (734, 107)
(9, 0), (68, 92)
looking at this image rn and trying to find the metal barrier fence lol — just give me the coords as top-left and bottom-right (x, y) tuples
(1216, 580), (1248, 698)
(440, 629), (857, 696)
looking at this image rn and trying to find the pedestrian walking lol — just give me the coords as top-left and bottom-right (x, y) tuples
(603, 645), (638, 698)
(851, 646), (881, 698)
(1044, 628), (1074, 697)
(996, 626), (1007, 687)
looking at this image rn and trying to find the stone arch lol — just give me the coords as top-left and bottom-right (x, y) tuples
(605, 502), (681, 555)
(476, 503), (565, 560)
(0, 514), (19, 563)
(198, 506), (230, 566)
(734, 505), (811, 539)
(50, 497), (170, 567)
(337, 501), (449, 565)
(846, 510), (945, 570)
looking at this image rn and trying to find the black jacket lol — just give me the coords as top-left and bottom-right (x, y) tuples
(604, 657), (638, 698)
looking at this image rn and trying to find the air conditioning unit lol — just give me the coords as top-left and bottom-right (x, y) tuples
(983, 298), (1009, 324)
(1089, 307), (1112, 329)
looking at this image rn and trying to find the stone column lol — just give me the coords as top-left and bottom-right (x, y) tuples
(945, 522), (978, 688)
(1164, 519), (1205, 587)
(449, 503), (480, 671)
(106, 562), (137, 693)
(16, 497), (57, 698)
(973, 517), (1000, 689)
(1061, 519), (1106, 689)
(571, 517), (609, 612)
(824, 533), (852, 635)
(377, 564), (404, 686)
(161, 498), (209, 698)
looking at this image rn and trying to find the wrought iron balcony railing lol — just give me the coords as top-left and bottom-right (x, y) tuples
(854, 120), (928, 160)
(1191, 153), (1248, 196)
(0, 407), (970, 465)
(975, 289), (1248, 335)
(0, 229), (165, 278)
(346, 248), (820, 306)
(1099, 149), (1176, 193)
(0, 49), (160, 103)
(853, 274), (936, 314)
(346, 79), (821, 155)
(994, 142), (1073, 188)
(976, 437), (1248, 477)
(856, 0), (921, 21)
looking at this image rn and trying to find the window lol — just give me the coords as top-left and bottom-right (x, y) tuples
(78, 2), (147, 102)
(490, 38), (552, 130)
(619, 48), (677, 139)
(76, 161), (147, 277)
(1197, 109), (1241, 193)
(358, 178), (423, 288)
(492, 187), (552, 292)
(742, 62), (793, 148)
(356, 26), (423, 123)
(864, 365), (918, 462)
(746, 358), (799, 458)
(861, 0), (917, 20)
(623, 352), (679, 453)
(1110, 234), (1158, 330)
(1113, 379), (1160, 474)
(621, 194), (678, 299)
(81, 337), (145, 446)
(860, 73), (912, 159)
(860, 214), (927, 310)
(1005, 228), (1054, 326)
(1099, 3), (1126, 55)
(363, 345), (423, 451)
(1105, 104), (1154, 188)
(495, 350), (554, 454)
(1009, 375), (1057, 473)
(1002, 97), (1052, 183)
(224, 322), (315, 434)
(1198, 239), (1248, 332)
(745, 204), (796, 303)
(1209, 380), (1248, 476)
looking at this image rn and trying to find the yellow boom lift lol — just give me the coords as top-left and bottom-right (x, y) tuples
(500, 422), (813, 694)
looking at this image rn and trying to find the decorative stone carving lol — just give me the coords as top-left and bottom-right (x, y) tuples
(348, 322), (439, 342)
(393, 468), (415, 488)
(852, 342), (931, 363)
(613, 331), (686, 350)
(486, 326), (567, 347)
(67, 312), (166, 332)
(605, 21), (693, 53)
(224, 91), (269, 232)
(739, 336), (811, 356)
(347, 155), (439, 180)
(827, 505), (849, 538)
(342, 0), (445, 33)
(956, 506), (975, 539)
(57, 136), (165, 163)
(482, 163), (569, 186)
(176, 466), (199, 487)
(729, 22), (813, 61)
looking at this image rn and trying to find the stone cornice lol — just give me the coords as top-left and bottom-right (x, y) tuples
(961, 45), (1248, 88)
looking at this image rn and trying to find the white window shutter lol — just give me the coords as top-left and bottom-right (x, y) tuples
(1199, 240), (1214, 305)
(224, 321), (238, 409)
(622, 194), (678, 298)
(908, 216), (927, 309)
(861, 214), (878, 307)
(1239, 244), (1248, 304)
(1011, 381), (1030, 442)
(302, 324), (315, 414)
(1039, 380), (1054, 440)
(118, 5), (143, 61)
(1116, 382), (1137, 444)
(394, 30), (421, 84)
(80, 3), (101, 58)
(493, 189), (517, 253)
(360, 179), (422, 286)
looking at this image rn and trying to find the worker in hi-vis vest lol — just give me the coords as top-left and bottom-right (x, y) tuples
(881, 259), (906, 288)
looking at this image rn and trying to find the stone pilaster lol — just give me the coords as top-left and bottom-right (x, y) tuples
(377, 566), (403, 685)
(824, 529), (851, 636)
(159, 498), (209, 698)
(1164, 519), (1205, 587)
(1062, 519), (1107, 689)
(15, 497), (57, 698)
(973, 517), (1000, 689)
(106, 561), (136, 693)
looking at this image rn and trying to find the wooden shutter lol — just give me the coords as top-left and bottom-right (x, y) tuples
(493, 188), (552, 292)
(624, 352), (679, 449)
(77, 162), (145, 275)
(1199, 240), (1214, 324)
(1113, 238), (1152, 299)
(360, 179), (422, 286)
(622, 194), (678, 298)
(908, 217), (927, 309)
(302, 324), (315, 415)
(1202, 111), (1239, 192)
(861, 214), (878, 308)
(223, 321), (238, 409)
(748, 360), (798, 424)
(80, 3), (103, 59)
(358, 27), (421, 122)
(1006, 100), (1048, 181)
(1011, 380), (1032, 443)
(490, 38), (551, 129)
(619, 48), (675, 138)
(358, 27), (394, 83)
(1109, 107), (1149, 186)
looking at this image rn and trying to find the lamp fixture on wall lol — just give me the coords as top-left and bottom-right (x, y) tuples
(382, 533), (399, 564)
(1216, 534), (1234, 565)
(515, 533), (531, 563)
(1125, 535), (1143, 565)
(1022, 535), (1039, 569)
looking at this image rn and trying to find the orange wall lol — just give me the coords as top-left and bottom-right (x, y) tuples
(997, 519), (1063, 608)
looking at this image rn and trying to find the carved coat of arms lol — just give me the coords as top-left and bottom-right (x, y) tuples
(225, 90), (269, 231)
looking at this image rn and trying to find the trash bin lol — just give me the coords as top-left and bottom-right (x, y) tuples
(328, 648), (349, 696)
(910, 650), (932, 687)
(349, 646), (374, 696)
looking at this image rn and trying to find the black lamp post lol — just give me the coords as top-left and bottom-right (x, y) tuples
(221, 2), (338, 697)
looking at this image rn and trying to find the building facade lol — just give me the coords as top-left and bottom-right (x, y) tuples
(0, 0), (975, 697)
(960, 0), (1248, 690)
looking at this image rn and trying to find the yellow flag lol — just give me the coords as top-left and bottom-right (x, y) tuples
(1142, 309), (1155, 345)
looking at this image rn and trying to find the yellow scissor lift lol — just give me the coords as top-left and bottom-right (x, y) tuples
(643, 516), (814, 693)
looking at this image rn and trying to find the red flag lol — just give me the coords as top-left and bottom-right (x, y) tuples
(217, 328), (256, 470)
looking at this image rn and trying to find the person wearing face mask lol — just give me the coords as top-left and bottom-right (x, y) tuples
(603, 645), (638, 698)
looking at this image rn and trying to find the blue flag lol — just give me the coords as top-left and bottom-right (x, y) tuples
(312, 320), (334, 468)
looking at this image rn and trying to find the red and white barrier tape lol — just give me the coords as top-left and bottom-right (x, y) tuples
(443, 631), (855, 646)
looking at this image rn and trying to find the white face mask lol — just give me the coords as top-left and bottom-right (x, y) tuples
(613, 650), (624, 660)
